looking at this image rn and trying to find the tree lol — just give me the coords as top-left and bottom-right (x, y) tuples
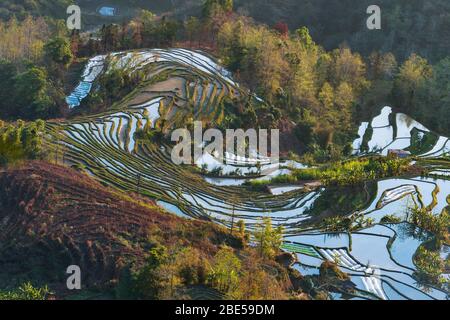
(393, 54), (432, 113)
(155, 18), (180, 47)
(0, 59), (16, 117)
(185, 16), (201, 45)
(318, 82), (334, 111)
(208, 246), (241, 292)
(416, 57), (450, 135)
(176, 248), (207, 286)
(44, 37), (73, 67)
(0, 16), (50, 63)
(253, 217), (283, 259)
(132, 245), (170, 299)
(0, 120), (45, 166)
(203, 0), (234, 18)
(296, 26), (314, 49)
(368, 51), (397, 80)
(414, 246), (445, 285)
(334, 82), (354, 125)
(294, 111), (315, 148)
(14, 66), (55, 118)
(99, 69), (127, 103)
(331, 47), (368, 92)
(69, 30), (81, 57)
(101, 24), (121, 51)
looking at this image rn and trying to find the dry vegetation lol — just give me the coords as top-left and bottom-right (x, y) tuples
(0, 161), (298, 299)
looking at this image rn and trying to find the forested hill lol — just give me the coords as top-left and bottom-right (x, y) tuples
(0, 0), (71, 20)
(1, 0), (449, 63)
(232, 0), (450, 64)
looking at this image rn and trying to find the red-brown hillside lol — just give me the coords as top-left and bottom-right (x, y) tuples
(0, 161), (241, 292)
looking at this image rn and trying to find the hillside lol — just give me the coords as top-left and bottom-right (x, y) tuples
(47, 48), (449, 299)
(0, 0), (71, 20)
(3, 0), (448, 63)
(0, 161), (248, 298)
(79, 0), (450, 63)
(231, 0), (450, 63)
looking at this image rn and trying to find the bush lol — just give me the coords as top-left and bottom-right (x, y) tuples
(0, 120), (45, 166)
(207, 246), (241, 293)
(380, 214), (402, 224)
(414, 246), (445, 285)
(253, 217), (284, 259)
(247, 157), (411, 189)
(0, 282), (51, 300)
(409, 207), (449, 245)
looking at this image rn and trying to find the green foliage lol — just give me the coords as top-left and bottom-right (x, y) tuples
(0, 61), (61, 120)
(0, 16), (50, 63)
(122, 240), (289, 300)
(0, 282), (51, 300)
(203, 0), (234, 17)
(131, 245), (172, 299)
(305, 183), (377, 219)
(44, 37), (73, 67)
(92, 68), (142, 110)
(0, 120), (45, 166)
(404, 57), (450, 137)
(207, 246), (241, 292)
(380, 214), (402, 224)
(322, 213), (374, 232)
(216, 17), (369, 150)
(407, 129), (439, 155)
(409, 207), (449, 246)
(13, 66), (58, 119)
(231, 0), (450, 63)
(414, 246), (445, 285)
(0, 0), (71, 20)
(98, 11), (181, 51)
(253, 217), (284, 259)
(298, 157), (410, 186)
(393, 54), (433, 115)
(0, 59), (16, 116)
(248, 157), (410, 189)
(296, 26), (314, 49)
(0, 16), (67, 120)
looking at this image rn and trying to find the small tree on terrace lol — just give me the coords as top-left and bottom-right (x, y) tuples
(208, 246), (241, 293)
(253, 217), (284, 260)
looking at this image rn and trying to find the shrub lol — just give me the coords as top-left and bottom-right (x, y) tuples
(0, 282), (51, 300)
(253, 217), (284, 259)
(409, 207), (449, 245)
(414, 246), (445, 285)
(207, 246), (241, 293)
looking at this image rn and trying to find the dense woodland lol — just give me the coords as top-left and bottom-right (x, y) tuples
(232, 0), (450, 64)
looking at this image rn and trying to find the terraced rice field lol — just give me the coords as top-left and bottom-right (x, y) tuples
(53, 49), (319, 232)
(52, 49), (449, 300)
(287, 223), (447, 300)
(352, 106), (450, 158)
